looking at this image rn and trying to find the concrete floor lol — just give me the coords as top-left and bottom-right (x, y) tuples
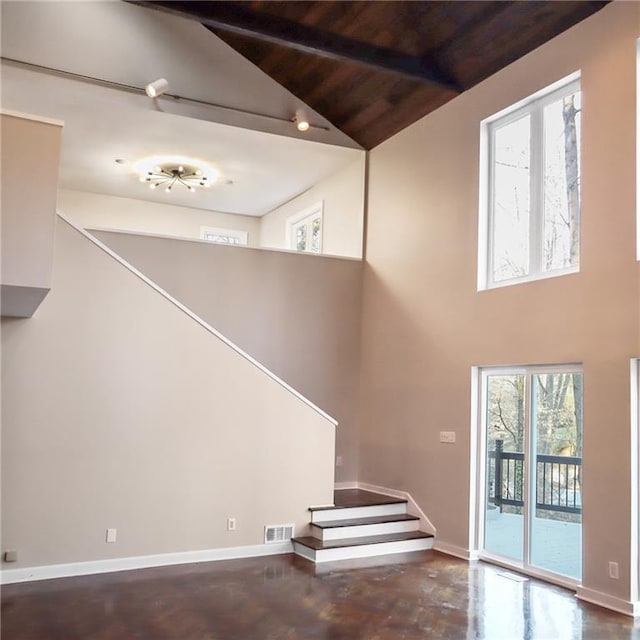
(2, 550), (636, 639)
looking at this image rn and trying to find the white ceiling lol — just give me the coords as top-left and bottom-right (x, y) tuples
(0, 1), (363, 216)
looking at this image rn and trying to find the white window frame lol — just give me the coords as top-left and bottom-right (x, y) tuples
(472, 363), (584, 589)
(286, 201), (323, 253)
(479, 74), (581, 290)
(200, 226), (248, 246)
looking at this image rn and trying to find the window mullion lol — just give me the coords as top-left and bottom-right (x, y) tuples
(529, 104), (544, 277)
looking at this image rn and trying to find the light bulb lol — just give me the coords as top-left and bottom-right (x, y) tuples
(165, 186), (171, 192)
(295, 108), (310, 132)
(188, 186), (195, 192)
(149, 183), (157, 189)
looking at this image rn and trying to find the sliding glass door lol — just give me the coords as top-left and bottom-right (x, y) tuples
(480, 366), (583, 582)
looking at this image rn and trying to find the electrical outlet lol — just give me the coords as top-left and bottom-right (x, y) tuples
(3, 550), (18, 563)
(227, 517), (236, 531)
(106, 528), (117, 543)
(609, 561), (619, 579)
(336, 455), (343, 467)
(440, 431), (456, 444)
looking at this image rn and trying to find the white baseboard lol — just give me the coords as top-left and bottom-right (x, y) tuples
(432, 540), (476, 561)
(356, 482), (437, 536)
(0, 542), (292, 585)
(334, 481), (358, 490)
(576, 586), (640, 617)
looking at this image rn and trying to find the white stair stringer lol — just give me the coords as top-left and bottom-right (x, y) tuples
(293, 491), (434, 563)
(310, 514), (420, 541)
(293, 532), (433, 563)
(309, 502), (406, 523)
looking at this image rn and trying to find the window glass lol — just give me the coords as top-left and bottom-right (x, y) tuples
(484, 77), (581, 289)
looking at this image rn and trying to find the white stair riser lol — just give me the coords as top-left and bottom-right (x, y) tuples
(293, 537), (433, 563)
(311, 503), (406, 523)
(311, 519), (419, 541)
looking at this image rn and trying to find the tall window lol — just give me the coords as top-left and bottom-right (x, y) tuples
(482, 77), (581, 288)
(287, 202), (323, 254)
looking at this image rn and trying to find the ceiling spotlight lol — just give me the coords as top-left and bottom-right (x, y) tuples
(294, 108), (310, 132)
(145, 78), (169, 98)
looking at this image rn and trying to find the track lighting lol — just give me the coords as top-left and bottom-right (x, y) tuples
(294, 108), (310, 132)
(145, 78), (169, 98)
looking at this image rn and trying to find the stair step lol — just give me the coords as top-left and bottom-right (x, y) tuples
(310, 489), (406, 512)
(310, 493), (408, 523)
(311, 513), (419, 529)
(310, 513), (420, 541)
(292, 531), (433, 563)
(331, 489), (407, 509)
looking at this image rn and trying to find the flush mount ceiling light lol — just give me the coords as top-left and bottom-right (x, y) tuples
(133, 157), (219, 193)
(145, 77), (169, 98)
(293, 108), (310, 132)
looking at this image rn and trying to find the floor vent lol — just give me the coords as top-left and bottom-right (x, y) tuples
(264, 524), (294, 544)
(497, 571), (529, 582)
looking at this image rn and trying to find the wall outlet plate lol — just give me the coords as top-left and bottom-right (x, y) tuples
(3, 550), (18, 563)
(440, 431), (456, 444)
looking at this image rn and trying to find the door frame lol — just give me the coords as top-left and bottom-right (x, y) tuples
(471, 363), (583, 589)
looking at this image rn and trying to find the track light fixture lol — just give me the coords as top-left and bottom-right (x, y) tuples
(294, 108), (310, 132)
(3, 58), (332, 134)
(145, 77), (169, 98)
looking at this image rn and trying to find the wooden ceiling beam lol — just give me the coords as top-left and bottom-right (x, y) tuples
(128, 1), (462, 92)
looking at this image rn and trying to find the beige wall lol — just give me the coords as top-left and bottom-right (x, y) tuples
(260, 156), (365, 258)
(1, 217), (335, 570)
(360, 1), (639, 603)
(58, 189), (262, 247)
(1, 112), (62, 316)
(93, 231), (362, 482)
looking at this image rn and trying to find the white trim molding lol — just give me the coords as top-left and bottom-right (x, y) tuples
(577, 587), (640, 618)
(334, 481), (359, 490)
(0, 542), (292, 585)
(1, 108), (64, 128)
(432, 541), (479, 562)
(354, 482), (436, 536)
(59, 213), (337, 427)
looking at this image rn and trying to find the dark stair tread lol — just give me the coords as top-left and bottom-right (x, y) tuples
(311, 513), (420, 529)
(292, 530), (433, 551)
(310, 490), (407, 512)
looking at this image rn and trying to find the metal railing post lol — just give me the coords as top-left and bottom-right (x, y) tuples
(494, 439), (503, 512)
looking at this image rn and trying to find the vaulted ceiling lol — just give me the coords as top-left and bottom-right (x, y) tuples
(132, 1), (609, 149)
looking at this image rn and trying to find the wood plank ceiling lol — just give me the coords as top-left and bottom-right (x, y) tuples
(133, 1), (609, 150)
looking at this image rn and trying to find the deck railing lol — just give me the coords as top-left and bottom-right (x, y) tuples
(488, 439), (582, 515)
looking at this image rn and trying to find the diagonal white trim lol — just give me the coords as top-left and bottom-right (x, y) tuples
(1, 542), (293, 585)
(56, 212), (338, 427)
(352, 482), (436, 535)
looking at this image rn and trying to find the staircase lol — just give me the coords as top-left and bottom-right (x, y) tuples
(292, 489), (434, 563)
